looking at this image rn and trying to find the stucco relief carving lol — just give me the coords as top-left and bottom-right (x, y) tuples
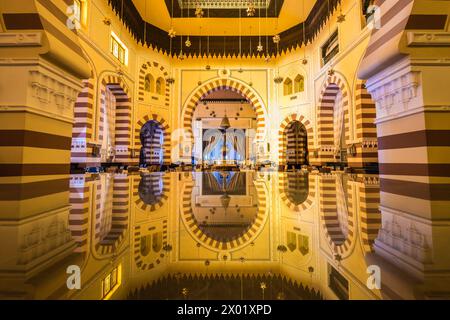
(18, 217), (73, 265)
(29, 69), (80, 116)
(377, 214), (432, 265)
(369, 71), (420, 120)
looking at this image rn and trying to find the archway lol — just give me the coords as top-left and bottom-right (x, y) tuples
(180, 171), (269, 252)
(193, 88), (257, 166)
(319, 174), (355, 257)
(317, 74), (351, 166)
(97, 74), (132, 163)
(139, 121), (163, 166)
(278, 113), (314, 167)
(181, 78), (267, 163)
(93, 174), (130, 257)
(279, 172), (316, 212)
(286, 121), (309, 167)
(134, 114), (171, 165)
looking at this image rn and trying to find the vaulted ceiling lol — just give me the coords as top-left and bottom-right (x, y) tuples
(132, 0), (317, 35)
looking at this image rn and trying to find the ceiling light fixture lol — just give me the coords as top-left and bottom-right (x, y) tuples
(167, 0), (176, 84)
(247, 1), (256, 17)
(205, 6), (211, 70)
(256, 4), (263, 53)
(195, 6), (204, 18)
(302, 0), (308, 64)
(185, 1), (192, 47)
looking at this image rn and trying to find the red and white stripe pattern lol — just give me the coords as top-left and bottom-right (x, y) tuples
(278, 173), (316, 212)
(138, 61), (170, 108)
(315, 74), (350, 165)
(319, 174), (355, 256)
(94, 174), (130, 256)
(278, 113), (314, 165)
(348, 80), (378, 167)
(182, 79), (267, 161)
(99, 75), (132, 163)
(134, 114), (171, 165)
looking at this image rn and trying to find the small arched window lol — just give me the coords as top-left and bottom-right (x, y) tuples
(144, 74), (154, 92)
(284, 78), (293, 96)
(140, 235), (152, 257)
(156, 77), (165, 95)
(294, 75), (304, 93)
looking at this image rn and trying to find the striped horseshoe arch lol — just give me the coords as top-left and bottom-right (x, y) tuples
(99, 74), (132, 162)
(278, 113), (314, 165)
(179, 177), (269, 252)
(94, 174), (130, 257)
(357, 176), (381, 253)
(316, 73), (351, 165)
(278, 173), (316, 212)
(138, 61), (170, 107)
(132, 173), (170, 212)
(319, 174), (356, 257)
(182, 78), (267, 143)
(134, 114), (171, 164)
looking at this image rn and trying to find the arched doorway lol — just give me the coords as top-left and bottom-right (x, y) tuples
(134, 114), (171, 165)
(285, 121), (309, 167)
(278, 113), (314, 168)
(317, 75), (351, 166)
(139, 120), (163, 166)
(97, 75), (132, 164)
(192, 88), (258, 166)
(181, 78), (268, 164)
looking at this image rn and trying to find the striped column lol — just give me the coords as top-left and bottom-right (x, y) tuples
(347, 81), (378, 168)
(69, 175), (91, 252)
(360, 0), (450, 278)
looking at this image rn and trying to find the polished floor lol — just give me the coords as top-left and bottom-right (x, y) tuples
(0, 171), (448, 300)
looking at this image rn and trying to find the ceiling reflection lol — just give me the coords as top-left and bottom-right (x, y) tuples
(0, 171), (449, 300)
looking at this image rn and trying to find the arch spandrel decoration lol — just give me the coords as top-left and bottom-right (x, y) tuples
(182, 78), (268, 145)
(134, 114), (171, 164)
(279, 173), (316, 212)
(278, 113), (314, 165)
(318, 174), (356, 257)
(179, 178), (269, 253)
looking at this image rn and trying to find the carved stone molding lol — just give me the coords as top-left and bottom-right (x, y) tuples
(29, 69), (79, 113)
(368, 70), (421, 121)
(375, 208), (433, 274)
(0, 32), (43, 47)
(407, 31), (450, 47)
(361, 138), (378, 149)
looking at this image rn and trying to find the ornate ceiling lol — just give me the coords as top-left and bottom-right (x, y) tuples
(133, 0), (313, 35)
(107, 0), (341, 57)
